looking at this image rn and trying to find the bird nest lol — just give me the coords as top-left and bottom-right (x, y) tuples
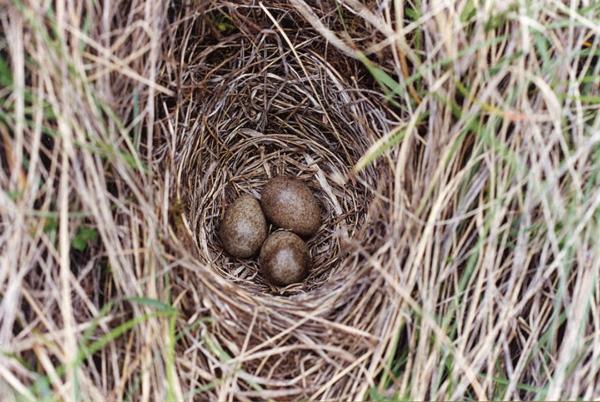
(151, 1), (402, 399)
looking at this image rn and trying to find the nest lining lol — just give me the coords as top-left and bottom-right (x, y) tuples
(170, 23), (396, 295)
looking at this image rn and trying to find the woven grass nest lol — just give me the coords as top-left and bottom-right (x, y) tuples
(161, 2), (400, 398)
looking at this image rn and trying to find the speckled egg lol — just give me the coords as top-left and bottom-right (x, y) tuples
(259, 231), (310, 286)
(260, 176), (321, 237)
(219, 194), (268, 258)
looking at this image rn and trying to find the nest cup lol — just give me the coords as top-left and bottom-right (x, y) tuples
(159, 2), (400, 398)
(171, 10), (394, 294)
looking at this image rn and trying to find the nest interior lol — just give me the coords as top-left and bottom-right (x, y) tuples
(164, 3), (399, 294)
(154, 2), (404, 399)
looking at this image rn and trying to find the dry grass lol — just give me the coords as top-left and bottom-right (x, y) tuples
(1, 0), (600, 401)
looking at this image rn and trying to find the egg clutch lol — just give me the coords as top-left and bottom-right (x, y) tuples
(219, 176), (322, 287)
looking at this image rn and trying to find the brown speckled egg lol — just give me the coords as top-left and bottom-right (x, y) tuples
(219, 194), (268, 258)
(260, 176), (321, 237)
(259, 231), (310, 286)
